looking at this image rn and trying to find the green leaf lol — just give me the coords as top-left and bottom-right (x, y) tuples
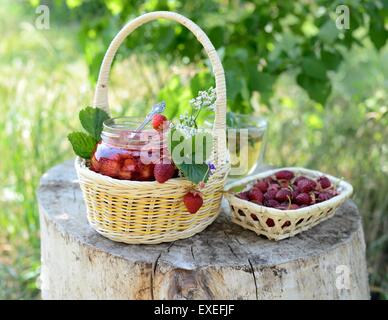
(370, 19), (388, 50)
(248, 69), (276, 95)
(367, 3), (388, 50)
(226, 70), (243, 101)
(167, 128), (213, 184)
(177, 160), (211, 184)
(190, 71), (214, 97)
(156, 26), (175, 51)
(207, 26), (225, 49)
(68, 132), (97, 159)
(301, 57), (327, 80)
(296, 73), (331, 105)
(79, 106), (110, 141)
(321, 50), (342, 71)
(318, 20), (339, 44)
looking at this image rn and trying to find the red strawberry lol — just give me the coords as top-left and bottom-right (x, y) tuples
(264, 189), (277, 201)
(327, 189), (339, 196)
(136, 163), (154, 181)
(295, 193), (311, 205)
(119, 151), (134, 160)
(265, 177), (276, 184)
(254, 180), (269, 192)
(122, 157), (137, 171)
(278, 203), (299, 210)
(275, 170), (294, 181)
(291, 189), (300, 200)
(313, 190), (321, 197)
(99, 158), (120, 177)
(183, 191), (203, 214)
(98, 146), (122, 160)
(152, 114), (168, 131)
(275, 188), (292, 202)
(278, 179), (290, 188)
(318, 176), (331, 189)
(248, 188), (264, 203)
(153, 163), (175, 183)
(264, 199), (280, 207)
(293, 175), (308, 185)
(317, 192), (332, 202)
(238, 191), (250, 200)
(268, 183), (281, 192)
(118, 170), (133, 180)
(297, 178), (317, 193)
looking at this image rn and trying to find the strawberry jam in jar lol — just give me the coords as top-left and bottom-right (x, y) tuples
(90, 117), (168, 181)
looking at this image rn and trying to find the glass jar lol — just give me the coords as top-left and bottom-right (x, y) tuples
(205, 112), (268, 178)
(90, 117), (171, 181)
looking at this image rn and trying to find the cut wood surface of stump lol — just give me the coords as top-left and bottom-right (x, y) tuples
(38, 160), (370, 300)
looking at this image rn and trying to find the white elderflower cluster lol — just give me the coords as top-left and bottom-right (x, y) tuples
(189, 87), (216, 111)
(179, 112), (196, 128)
(176, 123), (197, 138)
(180, 87), (217, 129)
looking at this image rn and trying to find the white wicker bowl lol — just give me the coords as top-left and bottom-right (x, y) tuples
(224, 167), (353, 241)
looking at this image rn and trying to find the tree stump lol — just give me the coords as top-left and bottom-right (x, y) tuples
(38, 160), (370, 300)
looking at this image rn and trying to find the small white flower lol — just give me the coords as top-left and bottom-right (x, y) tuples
(185, 87), (217, 128)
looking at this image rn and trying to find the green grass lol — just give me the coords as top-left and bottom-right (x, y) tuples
(0, 1), (89, 299)
(0, 1), (386, 299)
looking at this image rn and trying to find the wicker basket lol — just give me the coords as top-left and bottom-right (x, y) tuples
(224, 167), (353, 241)
(75, 11), (230, 244)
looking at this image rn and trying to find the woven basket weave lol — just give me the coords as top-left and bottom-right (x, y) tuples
(75, 11), (230, 244)
(224, 167), (353, 241)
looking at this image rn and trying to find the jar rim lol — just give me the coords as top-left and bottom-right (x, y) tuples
(101, 116), (167, 148)
(103, 116), (152, 132)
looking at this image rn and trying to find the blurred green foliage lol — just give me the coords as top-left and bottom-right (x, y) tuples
(39, 0), (388, 110)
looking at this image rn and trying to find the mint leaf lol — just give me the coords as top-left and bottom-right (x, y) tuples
(177, 160), (210, 184)
(168, 128), (213, 184)
(79, 107), (109, 141)
(68, 132), (97, 159)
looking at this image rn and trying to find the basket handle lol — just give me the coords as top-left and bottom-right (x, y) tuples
(93, 11), (227, 134)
